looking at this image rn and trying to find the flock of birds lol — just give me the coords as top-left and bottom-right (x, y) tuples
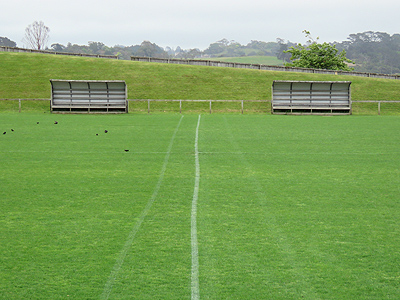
(2, 121), (130, 152)
(3, 129), (14, 134)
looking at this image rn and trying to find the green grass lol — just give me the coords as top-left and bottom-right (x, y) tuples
(207, 56), (285, 66)
(1, 51), (400, 105)
(1, 113), (400, 299)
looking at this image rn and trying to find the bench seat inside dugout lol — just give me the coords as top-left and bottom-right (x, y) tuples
(272, 81), (351, 115)
(50, 80), (128, 113)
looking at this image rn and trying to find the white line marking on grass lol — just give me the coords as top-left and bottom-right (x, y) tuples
(1, 150), (395, 156)
(198, 151), (396, 155)
(191, 114), (201, 300)
(101, 116), (184, 300)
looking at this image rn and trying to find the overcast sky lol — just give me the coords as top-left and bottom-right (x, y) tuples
(2, 0), (400, 50)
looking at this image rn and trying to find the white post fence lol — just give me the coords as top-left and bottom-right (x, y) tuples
(1, 98), (400, 115)
(133, 99), (264, 114)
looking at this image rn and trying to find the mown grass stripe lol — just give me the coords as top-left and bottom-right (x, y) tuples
(100, 115), (184, 300)
(220, 115), (321, 298)
(191, 114), (201, 300)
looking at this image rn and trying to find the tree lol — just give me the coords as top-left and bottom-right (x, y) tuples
(135, 41), (168, 58)
(337, 31), (400, 74)
(276, 38), (294, 63)
(179, 48), (202, 59)
(23, 21), (50, 50)
(88, 41), (105, 54)
(203, 39), (246, 57)
(246, 40), (279, 56)
(204, 41), (226, 55)
(285, 31), (354, 71)
(50, 43), (65, 52)
(0, 36), (17, 47)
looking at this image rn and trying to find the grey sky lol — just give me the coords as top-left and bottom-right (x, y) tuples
(2, 0), (400, 50)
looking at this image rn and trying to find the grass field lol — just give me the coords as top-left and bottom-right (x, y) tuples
(1, 113), (400, 299)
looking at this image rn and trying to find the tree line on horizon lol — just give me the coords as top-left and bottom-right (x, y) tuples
(1, 31), (400, 74)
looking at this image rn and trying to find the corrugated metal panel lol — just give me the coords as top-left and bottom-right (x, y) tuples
(272, 81), (351, 115)
(50, 80), (128, 113)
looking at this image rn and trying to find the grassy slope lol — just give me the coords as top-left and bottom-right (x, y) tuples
(1, 52), (400, 102)
(207, 56), (285, 66)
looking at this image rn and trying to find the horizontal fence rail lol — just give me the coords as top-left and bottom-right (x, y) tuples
(0, 46), (119, 59)
(1, 99), (400, 115)
(130, 99), (268, 114)
(352, 100), (400, 115)
(131, 56), (400, 80)
(0, 98), (49, 113)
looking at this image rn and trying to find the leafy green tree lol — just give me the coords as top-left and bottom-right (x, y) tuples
(285, 31), (354, 71)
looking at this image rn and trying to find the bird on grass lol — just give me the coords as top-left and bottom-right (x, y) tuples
(54, 121), (58, 124)
(11, 129), (14, 132)
(104, 130), (108, 133)
(124, 149), (129, 152)
(3, 132), (6, 135)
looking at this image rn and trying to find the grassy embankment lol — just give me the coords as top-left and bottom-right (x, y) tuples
(1, 51), (400, 114)
(207, 55), (285, 66)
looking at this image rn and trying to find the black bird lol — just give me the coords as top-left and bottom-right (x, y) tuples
(96, 134), (98, 136)
(54, 121), (58, 124)
(37, 122), (39, 124)
(11, 129), (14, 132)
(124, 149), (129, 152)
(3, 132), (6, 135)
(104, 130), (108, 133)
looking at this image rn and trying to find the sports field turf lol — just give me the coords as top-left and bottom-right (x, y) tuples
(1, 113), (400, 299)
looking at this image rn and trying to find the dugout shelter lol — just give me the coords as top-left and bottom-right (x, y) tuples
(50, 80), (128, 113)
(272, 81), (352, 115)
